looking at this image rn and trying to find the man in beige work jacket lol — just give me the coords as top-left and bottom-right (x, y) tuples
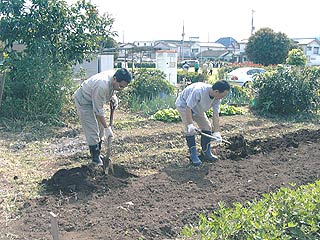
(74, 68), (132, 165)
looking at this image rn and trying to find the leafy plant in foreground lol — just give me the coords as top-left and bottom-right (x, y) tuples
(182, 180), (320, 239)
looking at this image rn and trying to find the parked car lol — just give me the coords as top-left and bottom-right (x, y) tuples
(226, 67), (266, 87)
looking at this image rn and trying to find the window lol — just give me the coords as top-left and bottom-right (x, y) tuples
(313, 47), (319, 54)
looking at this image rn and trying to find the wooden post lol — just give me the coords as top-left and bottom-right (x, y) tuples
(0, 71), (6, 108)
(49, 212), (60, 240)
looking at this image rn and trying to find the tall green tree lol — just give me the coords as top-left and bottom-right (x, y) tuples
(0, 0), (117, 65)
(0, 0), (117, 120)
(245, 28), (293, 66)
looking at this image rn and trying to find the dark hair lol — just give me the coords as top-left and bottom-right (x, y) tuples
(114, 68), (132, 83)
(212, 80), (231, 93)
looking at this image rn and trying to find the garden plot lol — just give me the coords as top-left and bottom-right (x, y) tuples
(1, 112), (320, 240)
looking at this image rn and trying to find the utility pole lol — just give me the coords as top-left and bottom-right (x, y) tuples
(181, 21), (185, 61)
(251, 9), (255, 35)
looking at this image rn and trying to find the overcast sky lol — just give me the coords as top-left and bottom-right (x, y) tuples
(68, 0), (319, 43)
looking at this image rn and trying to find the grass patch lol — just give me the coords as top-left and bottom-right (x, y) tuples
(129, 94), (177, 116)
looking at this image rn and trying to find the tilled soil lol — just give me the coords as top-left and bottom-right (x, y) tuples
(1, 112), (320, 240)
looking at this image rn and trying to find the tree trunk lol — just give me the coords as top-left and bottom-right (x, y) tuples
(0, 71), (6, 108)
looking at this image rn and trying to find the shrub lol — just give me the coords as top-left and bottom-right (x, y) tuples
(119, 68), (175, 109)
(182, 180), (320, 239)
(0, 50), (75, 121)
(252, 65), (320, 115)
(286, 48), (307, 67)
(222, 85), (254, 106)
(177, 71), (208, 84)
(130, 94), (176, 116)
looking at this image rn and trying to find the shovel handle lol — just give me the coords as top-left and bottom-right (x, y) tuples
(196, 129), (231, 145)
(109, 102), (115, 127)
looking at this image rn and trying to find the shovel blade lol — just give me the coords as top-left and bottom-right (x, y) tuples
(103, 136), (113, 174)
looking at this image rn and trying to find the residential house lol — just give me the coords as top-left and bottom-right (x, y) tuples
(156, 39), (195, 60)
(216, 37), (240, 53)
(153, 41), (179, 59)
(196, 49), (230, 62)
(292, 38), (320, 66)
(191, 42), (227, 62)
(237, 39), (249, 63)
(118, 43), (136, 61)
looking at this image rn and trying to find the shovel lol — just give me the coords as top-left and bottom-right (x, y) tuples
(195, 129), (231, 145)
(103, 103), (115, 174)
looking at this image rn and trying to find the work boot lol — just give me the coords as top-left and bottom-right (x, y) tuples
(89, 144), (103, 166)
(98, 140), (104, 158)
(98, 140), (102, 151)
(186, 135), (202, 166)
(201, 130), (218, 161)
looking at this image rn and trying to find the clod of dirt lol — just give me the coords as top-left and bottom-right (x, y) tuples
(227, 134), (248, 160)
(109, 164), (139, 179)
(42, 164), (137, 196)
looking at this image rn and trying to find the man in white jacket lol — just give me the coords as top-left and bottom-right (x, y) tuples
(175, 80), (230, 166)
(74, 68), (132, 165)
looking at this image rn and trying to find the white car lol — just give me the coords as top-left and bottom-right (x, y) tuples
(226, 67), (266, 87)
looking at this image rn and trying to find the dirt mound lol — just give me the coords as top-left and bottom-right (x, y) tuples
(42, 164), (137, 196)
(220, 129), (320, 161)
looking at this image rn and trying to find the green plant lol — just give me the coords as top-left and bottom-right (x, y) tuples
(182, 181), (320, 239)
(120, 68), (175, 109)
(252, 65), (320, 115)
(206, 104), (245, 117)
(152, 104), (245, 123)
(177, 71), (208, 84)
(222, 85), (254, 106)
(152, 108), (181, 122)
(286, 48), (308, 66)
(0, 0), (116, 122)
(129, 94), (176, 116)
(245, 28), (294, 66)
(0, 50), (76, 121)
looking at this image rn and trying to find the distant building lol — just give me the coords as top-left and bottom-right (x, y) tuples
(216, 37), (240, 52)
(292, 38), (320, 66)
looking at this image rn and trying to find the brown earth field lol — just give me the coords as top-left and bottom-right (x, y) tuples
(1, 110), (320, 240)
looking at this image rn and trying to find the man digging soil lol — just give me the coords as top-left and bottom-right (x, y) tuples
(175, 80), (231, 166)
(73, 68), (132, 166)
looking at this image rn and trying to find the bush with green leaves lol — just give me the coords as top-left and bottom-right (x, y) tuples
(120, 68), (175, 108)
(182, 180), (320, 239)
(0, 48), (76, 121)
(130, 94), (176, 116)
(222, 85), (254, 106)
(0, 0), (115, 122)
(177, 71), (208, 84)
(252, 65), (320, 115)
(286, 48), (308, 66)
